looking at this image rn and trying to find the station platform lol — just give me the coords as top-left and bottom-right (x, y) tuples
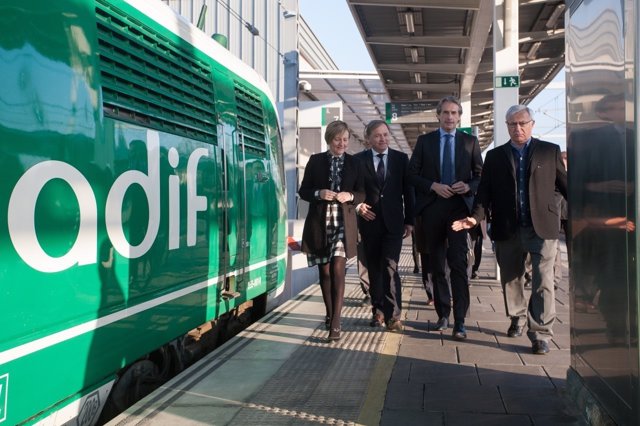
(109, 241), (584, 425)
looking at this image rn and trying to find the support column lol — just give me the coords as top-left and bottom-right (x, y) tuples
(460, 94), (471, 127)
(492, 0), (519, 280)
(493, 0), (519, 148)
(280, 0), (299, 220)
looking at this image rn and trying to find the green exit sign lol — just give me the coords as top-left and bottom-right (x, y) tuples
(458, 127), (474, 136)
(495, 76), (520, 88)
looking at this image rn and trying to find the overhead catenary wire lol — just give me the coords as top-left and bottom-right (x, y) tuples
(213, 0), (286, 60)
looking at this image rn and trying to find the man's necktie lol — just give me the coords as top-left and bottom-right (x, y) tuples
(442, 134), (454, 185)
(376, 153), (385, 185)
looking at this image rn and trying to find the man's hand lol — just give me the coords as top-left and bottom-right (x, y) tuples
(451, 181), (470, 195)
(403, 224), (414, 239)
(335, 191), (352, 203)
(451, 217), (477, 231)
(357, 203), (376, 221)
(431, 182), (456, 198)
(604, 216), (636, 232)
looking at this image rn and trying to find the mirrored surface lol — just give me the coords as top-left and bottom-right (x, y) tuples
(566, 0), (638, 422)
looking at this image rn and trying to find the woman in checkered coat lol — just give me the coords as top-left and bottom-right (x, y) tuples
(299, 120), (365, 341)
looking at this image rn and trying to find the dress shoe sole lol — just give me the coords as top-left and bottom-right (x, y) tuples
(532, 341), (550, 354)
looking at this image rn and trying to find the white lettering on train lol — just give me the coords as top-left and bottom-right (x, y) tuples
(6, 130), (209, 273)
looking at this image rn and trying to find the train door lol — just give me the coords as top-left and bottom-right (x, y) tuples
(234, 82), (270, 300)
(219, 123), (246, 301)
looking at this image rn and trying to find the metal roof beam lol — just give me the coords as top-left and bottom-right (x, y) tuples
(377, 63), (466, 74)
(308, 89), (388, 96)
(348, 0), (480, 9)
(519, 29), (565, 43)
(299, 70), (380, 79)
(518, 56), (565, 68)
(459, 0), (493, 105)
(520, 0), (561, 6)
(387, 82), (458, 91)
(475, 56), (564, 73)
(366, 35), (470, 49)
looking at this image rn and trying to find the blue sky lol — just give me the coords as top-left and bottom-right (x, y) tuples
(299, 0), (566, 150)
(299, 0), (374, 71)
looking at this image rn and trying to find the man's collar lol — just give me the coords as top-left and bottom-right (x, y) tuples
(509, 138), (532, 151)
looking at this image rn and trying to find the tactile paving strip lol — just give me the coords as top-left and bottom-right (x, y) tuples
(230, 284), (387, 425)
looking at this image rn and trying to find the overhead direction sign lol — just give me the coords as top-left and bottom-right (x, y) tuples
(385, 101), (438, 124)
(495, 76), (520, 88)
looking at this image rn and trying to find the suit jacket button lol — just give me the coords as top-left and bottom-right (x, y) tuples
(380, 194), (384, 198)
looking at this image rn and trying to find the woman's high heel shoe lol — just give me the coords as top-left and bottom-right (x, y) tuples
(328, 328), (341, 341)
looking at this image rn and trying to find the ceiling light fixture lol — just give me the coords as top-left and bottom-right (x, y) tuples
(526, 41), (541, 60)
(404, 11), (415, 34)
(414, 72), (421, 83)
(546, 4), (565, 29)
(410, 47), (419, 63)
(416, 90), (423, 99)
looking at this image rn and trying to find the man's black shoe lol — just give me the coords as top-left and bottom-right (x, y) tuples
(532, 340), (549, 355)
(369, 314), (384, 327)
(452, 323), (467, 340)
(507, 321), (524, 337)
(434, 317), (449, 331)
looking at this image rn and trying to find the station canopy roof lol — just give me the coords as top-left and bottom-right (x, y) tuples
(300, 0), (565, 154)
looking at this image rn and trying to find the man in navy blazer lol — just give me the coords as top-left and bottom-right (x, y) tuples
(409, 96), (483, 340)
(453, 105), (567, 355)
(356, 120), (414, 332)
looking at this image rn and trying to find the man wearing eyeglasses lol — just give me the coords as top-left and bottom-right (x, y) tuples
(452, 105), (567, 355)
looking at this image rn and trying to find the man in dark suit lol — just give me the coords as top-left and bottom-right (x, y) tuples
(452, 105), (567, 354)
(409, 96), (483, 340)
(356, 120), (414, 332)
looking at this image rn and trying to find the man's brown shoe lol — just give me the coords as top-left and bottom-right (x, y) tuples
(386, 319), (403, 332)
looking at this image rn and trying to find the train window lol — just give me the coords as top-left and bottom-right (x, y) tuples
(234, 82), (267, 157)
(95, 0), (217, 145)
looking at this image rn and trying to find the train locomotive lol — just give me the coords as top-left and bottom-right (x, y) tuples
(0, 0), (287, 424)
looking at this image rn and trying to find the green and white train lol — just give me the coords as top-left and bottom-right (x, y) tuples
(0, 0), (287, 424)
